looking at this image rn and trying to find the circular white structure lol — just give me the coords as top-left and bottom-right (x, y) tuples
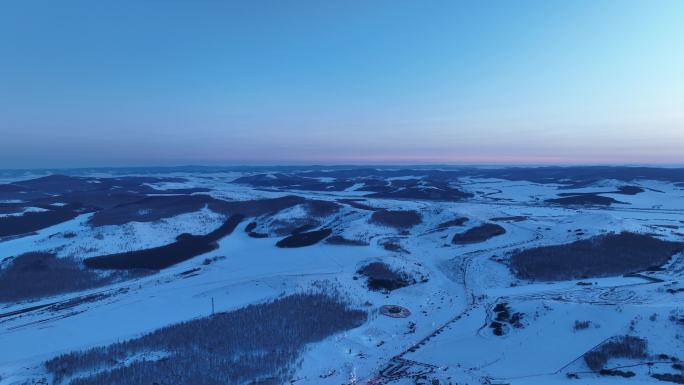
(379, 305), (411, 318)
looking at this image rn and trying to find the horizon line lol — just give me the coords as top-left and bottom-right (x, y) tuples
(3, 162), (684, 172)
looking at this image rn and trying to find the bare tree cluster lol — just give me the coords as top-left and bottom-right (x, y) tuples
(356, 262), (415, 292)
(583, 335), (648, 372)
(369, 210), (422, 229)
(452, 223), (505, 244)
(0, 253), (112, 303)
(44, 293), (367, 385)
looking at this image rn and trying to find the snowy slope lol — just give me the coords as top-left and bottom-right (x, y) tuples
(1, 170), (683, 385)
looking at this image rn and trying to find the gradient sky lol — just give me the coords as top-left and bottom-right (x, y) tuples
(1, 0), (683, 168)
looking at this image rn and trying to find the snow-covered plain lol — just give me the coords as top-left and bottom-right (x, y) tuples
(1, 170), (683, 385)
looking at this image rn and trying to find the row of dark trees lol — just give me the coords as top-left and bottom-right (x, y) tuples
(510, 232), (683, 281)
(45, 292), (367, 385)
(584, 335), (648, 371)
(0, 252), (113, 303)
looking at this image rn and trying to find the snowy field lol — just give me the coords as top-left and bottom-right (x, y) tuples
(1, 167), (683, 385)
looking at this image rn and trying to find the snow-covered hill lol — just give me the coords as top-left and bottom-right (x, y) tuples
(1, 167), (683, 385)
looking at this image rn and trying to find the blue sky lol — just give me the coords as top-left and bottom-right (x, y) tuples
(1, 0), (683, 168)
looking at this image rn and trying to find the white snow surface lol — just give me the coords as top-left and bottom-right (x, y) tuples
(0, 174), (683, 385)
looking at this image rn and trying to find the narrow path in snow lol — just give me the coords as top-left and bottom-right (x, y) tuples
(361, 224), (543, 384)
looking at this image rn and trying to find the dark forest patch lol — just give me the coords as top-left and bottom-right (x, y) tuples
(244, 221), (257, 233)
(247, 231), (268, 238)
(436, 217), (469, 229)
(325, 235), (369, 246)
(0, 201), (27, 214)
(211, 195), (306, 217)
(0, 177), (329, 232)
(366, 186), (472, 201)
(489, 302), (524, 336)
(245, 200), (339, 237)
(615, 185), (645, 195)
(44, 293), (367, 385)
(652, 373), (684, 384)
(276, 228), (332, 248)
(291, 223), (316, 234)
(490, 216), (527, 222)
(0, 175), (221, 233)
(233, 173), (354, 191)
(7, 175), (193, 196)
(84, 215), (243, 270)
(584, 336), (648, 372)
(244, 221), (269, 238)
(0, 204), (85, 237)
(296, 166), (684, 187)
(510, 232), (684, 281)
(357, 178), (393, 193)
(472, 167), (684, 186)
(546, 194), (624, 206)
(556, 185), (645, 197)
(302, 200), (340, 217)
(600, 369), (636, 378)
(651, 224), (680, 230)
(11, 175), (107, 195)
(87, 194), (332, 228)
(369, 209), (422, 229)
(356, 262), (415, 292)
(337, 198), (379, 211)
(363, 178), (472, 201)
(0, 253), (113, 303)
(44, 191), (145, 210)
(88, 195), (216, 227)
(243, 172), (474, 200)
(452, 223), (506, 244)
(0, 183), (50, 201)
(146, 187), (211, 194)
(269, 218), (321, 236)
(382, 241), (408, 253)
